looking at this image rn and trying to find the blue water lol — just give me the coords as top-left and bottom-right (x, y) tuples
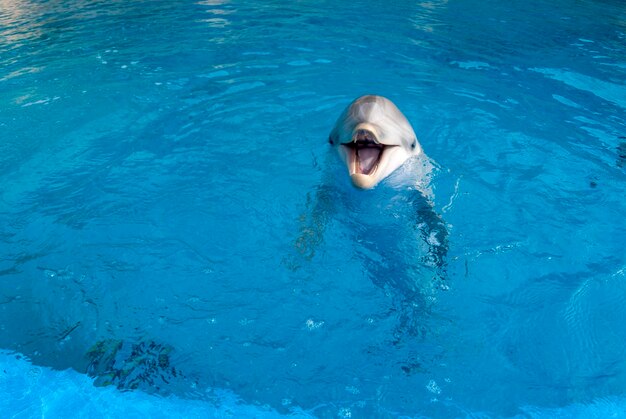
(1, 0), (626, 417)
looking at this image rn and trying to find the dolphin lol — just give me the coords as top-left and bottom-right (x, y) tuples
(288, 95), (449, 322)
(329, 95), (422, 189)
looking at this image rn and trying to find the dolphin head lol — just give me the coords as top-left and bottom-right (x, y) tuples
(329, 95), (422, 189)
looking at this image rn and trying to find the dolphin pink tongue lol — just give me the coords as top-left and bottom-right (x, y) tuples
(358, 147), (380, 174)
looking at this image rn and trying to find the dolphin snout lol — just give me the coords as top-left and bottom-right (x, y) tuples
(353, 128), (378, 144)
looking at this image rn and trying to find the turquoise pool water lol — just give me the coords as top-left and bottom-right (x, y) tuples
(1, 0), (626, 417)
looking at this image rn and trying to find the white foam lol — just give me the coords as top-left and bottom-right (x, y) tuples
(0, 350), (312, 418)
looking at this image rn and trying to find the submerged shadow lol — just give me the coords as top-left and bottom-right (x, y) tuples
(86, 339), (184, 394)
(617, 138), (626, 168)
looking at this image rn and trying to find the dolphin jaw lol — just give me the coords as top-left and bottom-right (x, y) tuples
(339, 125), (397, 189)
(340, 139), (400, 189)
(347, 146), (380, 189)
(339, 142), (412, 189)
(349, 173), (378, 189)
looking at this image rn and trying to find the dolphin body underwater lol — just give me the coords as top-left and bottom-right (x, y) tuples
(293, 95), (448, 295)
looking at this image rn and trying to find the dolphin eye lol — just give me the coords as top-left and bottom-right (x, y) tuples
(329, 137), (334, 145)
(411, 141), (416, 149)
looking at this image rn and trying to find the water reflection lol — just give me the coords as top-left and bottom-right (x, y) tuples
(0, 0), (44, 45)
(196, 18), (230, 28)
(196, 0), (230, 5)
(196, 0), (234, 27)
(412, 0), (448, 34)
(0, 66), (42, 82)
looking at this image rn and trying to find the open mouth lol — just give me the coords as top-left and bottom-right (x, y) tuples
(349, 140), (383, 175)
(342, 129), (387, 175)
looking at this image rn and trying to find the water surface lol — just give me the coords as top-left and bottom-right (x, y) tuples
(1, 0), (626, 417)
